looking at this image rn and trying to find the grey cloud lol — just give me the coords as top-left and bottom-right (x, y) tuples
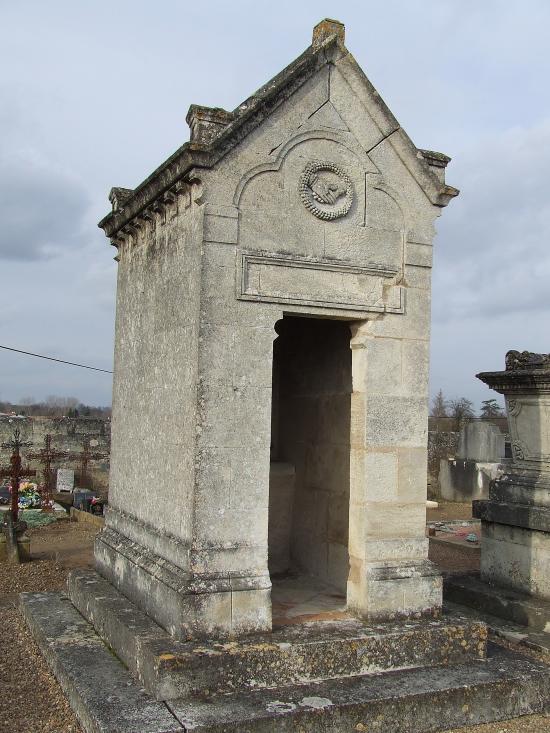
(0, 149), (90, 261)
(433, 121), (550, 322)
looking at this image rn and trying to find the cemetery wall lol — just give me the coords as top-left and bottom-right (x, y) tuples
(0, 415), (110, 493)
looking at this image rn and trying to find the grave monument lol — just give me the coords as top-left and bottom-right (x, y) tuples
(21, 20), (549, 732)
(447, 351), (550, 629)
(439, 421), (505, 503)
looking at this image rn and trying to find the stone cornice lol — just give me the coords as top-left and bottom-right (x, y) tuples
(477, 370), (550, 394)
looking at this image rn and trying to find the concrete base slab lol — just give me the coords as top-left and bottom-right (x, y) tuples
(444, 573), (550, 632)
(68, 568), (487, 700)
(20, 590), (550, 733)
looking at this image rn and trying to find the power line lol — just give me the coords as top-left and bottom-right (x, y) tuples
(0, 344), (113, 374)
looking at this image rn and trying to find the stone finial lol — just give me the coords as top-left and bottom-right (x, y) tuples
(186, 105), (234, 145)
(505, 350), (550, 372)
(109, 187), (134, 212)
(312, 18), (345, 49)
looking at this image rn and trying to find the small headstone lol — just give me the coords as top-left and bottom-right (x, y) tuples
(56, 468), (75, 493)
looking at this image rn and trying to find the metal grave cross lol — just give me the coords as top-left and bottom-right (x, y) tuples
(27, 434), (68, 513)
(66, 437), (106, 490)
(0, 428), (36, 522)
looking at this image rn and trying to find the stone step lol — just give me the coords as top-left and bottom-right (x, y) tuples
(20, 592), (550, 733)
(68, 568), (487, 700)
(20, 592), (184, 733)
(443, 600), (550, 657)
(444, 573), (550, 631)
(166, 643), (550, 732)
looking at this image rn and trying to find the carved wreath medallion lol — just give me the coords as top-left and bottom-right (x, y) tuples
(299, 160), (353, 221)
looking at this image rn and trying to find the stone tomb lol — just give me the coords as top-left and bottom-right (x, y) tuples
(447, 351), (550, 630)
(21, 20), (549, 733)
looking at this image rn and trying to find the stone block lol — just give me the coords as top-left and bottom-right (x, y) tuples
(397, 447), (428, 503)
(405, 264), (431, 289)
(365, 395), (428, 447)
(405, 241), (433, 267)
(401, 339), (430, 397)
(347, 559), (441, 621)
(231, 588), (272, 636)
(203, 208), (239, 244)
(365, 337), (402, 395)
(362, 502), (427, 540)
(444, 573), (550, 632)
(480, 521), (550, 600)
(362, 451), (399, 502)
(369, 287), (431, 341)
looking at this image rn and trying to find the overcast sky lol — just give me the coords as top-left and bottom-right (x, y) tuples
(1, 1), (549, 410)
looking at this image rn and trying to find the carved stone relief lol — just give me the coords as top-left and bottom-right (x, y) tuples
(299, 160), (353, 220)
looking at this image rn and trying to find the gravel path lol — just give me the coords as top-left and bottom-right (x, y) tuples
(0, 518), (548, 732)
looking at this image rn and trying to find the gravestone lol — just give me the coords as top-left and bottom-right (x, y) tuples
(457, 421), (505, 463)
(21, 20), (550, 732)
(439, 421), (506, 502)
(56, 468), (74, 493)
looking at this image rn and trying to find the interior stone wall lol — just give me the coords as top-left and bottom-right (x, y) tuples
(273, 316), (352, 592)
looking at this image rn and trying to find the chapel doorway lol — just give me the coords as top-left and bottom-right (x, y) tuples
(268, 315), (352, 625)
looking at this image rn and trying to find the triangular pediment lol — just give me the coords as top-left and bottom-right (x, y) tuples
(100, 19), (457, 238)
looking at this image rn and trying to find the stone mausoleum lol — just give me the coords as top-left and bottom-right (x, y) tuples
(96, 18), (458, 637)
(22, 20), (550, 733)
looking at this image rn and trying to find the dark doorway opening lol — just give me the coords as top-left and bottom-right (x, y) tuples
(268, 315), (352, 624)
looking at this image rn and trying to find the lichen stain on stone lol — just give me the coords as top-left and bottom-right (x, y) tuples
(158, 652), (176, 661)
(266, 700), (297, 713)
(299, 696), (333, 709)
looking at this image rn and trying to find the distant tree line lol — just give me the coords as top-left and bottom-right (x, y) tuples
(0, 395), (111, 419)
(430, 389), (504, 430)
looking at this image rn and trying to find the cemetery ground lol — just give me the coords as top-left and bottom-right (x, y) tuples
(0, 513), (547, 733)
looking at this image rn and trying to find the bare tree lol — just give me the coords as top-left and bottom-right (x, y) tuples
(448, 397), (475, 431)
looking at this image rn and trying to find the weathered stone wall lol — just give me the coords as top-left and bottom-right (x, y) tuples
(0, 415), (110, 492)
(106, 190), (203, 564)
